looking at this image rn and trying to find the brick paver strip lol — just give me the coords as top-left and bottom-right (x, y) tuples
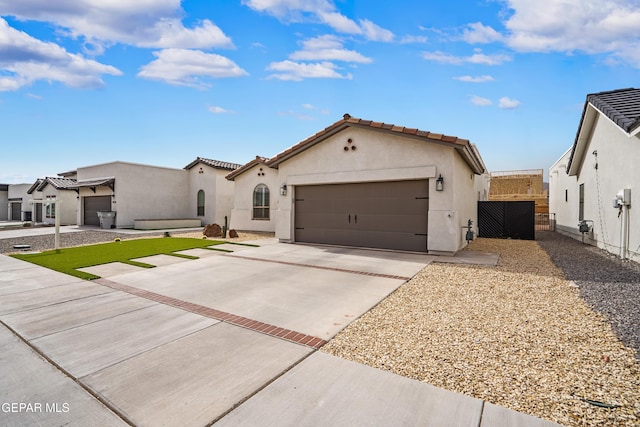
(93, 278), (327, 349)
(227, 254), (412, 281)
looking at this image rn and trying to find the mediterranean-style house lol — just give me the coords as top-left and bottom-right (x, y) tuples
(21, 157), (241, 230)
(549, 88), (639, 262)
(227, 114), (489, 255)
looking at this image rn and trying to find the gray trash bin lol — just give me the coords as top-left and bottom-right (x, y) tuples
(97, 211), (116, 229)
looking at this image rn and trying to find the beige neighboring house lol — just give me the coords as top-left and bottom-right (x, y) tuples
(26, 176), (78, 225)
(70, 158), (240, 228)
(228, 114), (488, 254)
(549, 88), (640, 262)
(6, 183), (33, 222)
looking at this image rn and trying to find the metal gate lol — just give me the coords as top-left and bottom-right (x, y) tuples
(478, 201), (535, 240)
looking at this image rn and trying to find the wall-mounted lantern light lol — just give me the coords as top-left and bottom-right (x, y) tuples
(280, 184), (287, 196)
(435, 174), (444, 191)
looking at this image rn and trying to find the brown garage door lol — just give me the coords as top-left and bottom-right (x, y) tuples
(295, 180), (429, 252)
(84, 196), (111, 226)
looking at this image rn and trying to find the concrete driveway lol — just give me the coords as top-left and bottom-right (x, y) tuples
(0, 238), (560, 427)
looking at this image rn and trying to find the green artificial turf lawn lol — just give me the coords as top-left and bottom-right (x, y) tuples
(11, 237), (224, 280)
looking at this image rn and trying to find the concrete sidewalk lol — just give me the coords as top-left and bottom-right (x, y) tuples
(0, 241), (562, 427)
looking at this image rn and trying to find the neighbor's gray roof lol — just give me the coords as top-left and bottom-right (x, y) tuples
(184, 157), (243, 171)
(34, 177), (78, 192)
(587, 88), (640, 134)
(65, 177), (115, 190)
(567, 88), (640, 174)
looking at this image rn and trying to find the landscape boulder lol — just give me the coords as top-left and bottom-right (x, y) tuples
(229, 229), (239, 238)
(203, 223), (222, 238)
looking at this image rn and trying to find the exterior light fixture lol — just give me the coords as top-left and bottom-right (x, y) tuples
(435, 174), (444, 191)
(280, 184), (287, 196)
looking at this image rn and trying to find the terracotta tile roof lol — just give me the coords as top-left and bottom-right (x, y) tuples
(266, 114), (484, 174)
(68, 177), (116, 190)
(226, 156), (269, 181)
(184, 157), (243, 171)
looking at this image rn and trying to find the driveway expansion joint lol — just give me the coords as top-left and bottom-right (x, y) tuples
(226, 254), (412, 281)
(93, 278), (328, 349)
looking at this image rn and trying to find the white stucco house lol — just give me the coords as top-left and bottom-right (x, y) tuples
(228, 114), (488, 254)
(69, 158), (240, 228)
(26, 176), (78, 225)
(549, 88), (639, 262)
(6, 183), (33, 222)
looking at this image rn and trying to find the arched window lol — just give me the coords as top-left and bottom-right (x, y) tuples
(197, 190), (205, 216)
(253, 184), (269, 220)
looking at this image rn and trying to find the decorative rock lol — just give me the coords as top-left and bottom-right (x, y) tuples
(203, 223), (222, 238)
(228, 229), (239, 238)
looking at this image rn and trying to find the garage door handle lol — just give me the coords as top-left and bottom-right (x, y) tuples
(354, 214), (357, 224)
(348, 214), (351, 223)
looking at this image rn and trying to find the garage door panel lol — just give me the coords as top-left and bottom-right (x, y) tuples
(356, 214), (427, 234)
(349, 231), (427, 252)
(295, 180), (429, 252)
(84, 196), (111, 226)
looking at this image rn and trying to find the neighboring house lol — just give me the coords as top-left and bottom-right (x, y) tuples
(27, 177), (78, 225)
(0, 184), (8, 221)
(70, 159), (240, 228)
(489, 169), (548, 213)
(228, 114), (488, 254)
(7, 183), (32, 221)
(226, 156), (278, 233)
(184, 157), (241, 228)
(549, 88), (639, 262)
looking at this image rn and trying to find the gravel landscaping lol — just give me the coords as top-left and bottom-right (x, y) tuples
(322, 234), (640, 426)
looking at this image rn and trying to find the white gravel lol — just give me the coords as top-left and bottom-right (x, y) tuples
(322, 236), (640, 427)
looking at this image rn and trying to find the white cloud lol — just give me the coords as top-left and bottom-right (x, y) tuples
(470, 95), (492, 106)
(137, 49), (248, 88)
(498, 96), (520, 109)
(0, 18), (122, 91)
(289, 35), (372, 63)
(461, 22), (502, 44)
(0, 0), (234, 50)
(399, 35), (428, 44)
(302, 103), (330, 114)
(423, 50), (511, 66)
(454, 75), (495, 83)
(501, 0), (640, 67)
(267, 60), (351, 81)
(243, 0), (394, 42)
(359, 19), (394, 42)
(208, 105), (233, 114)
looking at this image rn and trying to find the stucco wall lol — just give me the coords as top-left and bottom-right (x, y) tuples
(77, 162), (190, 228)
(551, 114), (640, 262)
(8, 184), (32, 220)
(0, 189), (8, 221)
(273, 126), (479, 254)
(229, 163), (278, 232)
(41, 187), (77, 226)
(549, 149), (578, 234)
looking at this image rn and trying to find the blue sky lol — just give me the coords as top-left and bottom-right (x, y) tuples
(1, 0), (639, 184)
